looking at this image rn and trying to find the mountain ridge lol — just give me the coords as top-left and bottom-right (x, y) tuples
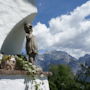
(36, 50), (90, 73)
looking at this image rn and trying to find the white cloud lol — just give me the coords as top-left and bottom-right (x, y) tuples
(33, 1), (90, 58)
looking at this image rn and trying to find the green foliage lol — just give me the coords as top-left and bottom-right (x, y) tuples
(48, 64), (75, 90)
(48, 64), (90, 90)
(15, 56), (39, 77)
(0, 55), (42, 78)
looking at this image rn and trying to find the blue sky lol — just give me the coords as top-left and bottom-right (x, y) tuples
(33, 0), (88, 25)
(33, 0), (90, 58)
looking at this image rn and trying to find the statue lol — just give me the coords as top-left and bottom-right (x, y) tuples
(24, 23), (38, 64)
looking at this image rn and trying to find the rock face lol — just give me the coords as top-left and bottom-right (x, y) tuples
(79, 54), (90, 66)
(0, 75), (49, 90)
(36, 50), (78, 71)
(0, 0), (37, 54)
(36, 50), (90, 74)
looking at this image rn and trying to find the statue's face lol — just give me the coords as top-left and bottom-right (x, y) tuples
(27, 25), (32, 31)
(24, 23), (33, 33)
(27, 25), (33, 34)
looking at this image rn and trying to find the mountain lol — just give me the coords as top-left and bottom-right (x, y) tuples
(78, 54), (90, 66)
(76, 54), (90, 82)
(36, 50), (78, 71)
(36, 50), (90, 74)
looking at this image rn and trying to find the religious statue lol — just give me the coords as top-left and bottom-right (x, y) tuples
(24, 23), (38, 64)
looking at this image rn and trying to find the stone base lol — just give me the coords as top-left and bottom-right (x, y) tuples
(0, 69), (50, 90)
(0, 75), (49, 90)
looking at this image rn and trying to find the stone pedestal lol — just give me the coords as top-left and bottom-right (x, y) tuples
(0, 70), (50, 90)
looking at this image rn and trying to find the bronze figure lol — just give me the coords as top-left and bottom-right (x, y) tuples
(24, 23), (38, 64)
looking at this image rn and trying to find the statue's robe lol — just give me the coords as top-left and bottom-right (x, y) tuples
(26, 34), (38, 55)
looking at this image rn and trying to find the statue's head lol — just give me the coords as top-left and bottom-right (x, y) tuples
(24, 23), (33, 33)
